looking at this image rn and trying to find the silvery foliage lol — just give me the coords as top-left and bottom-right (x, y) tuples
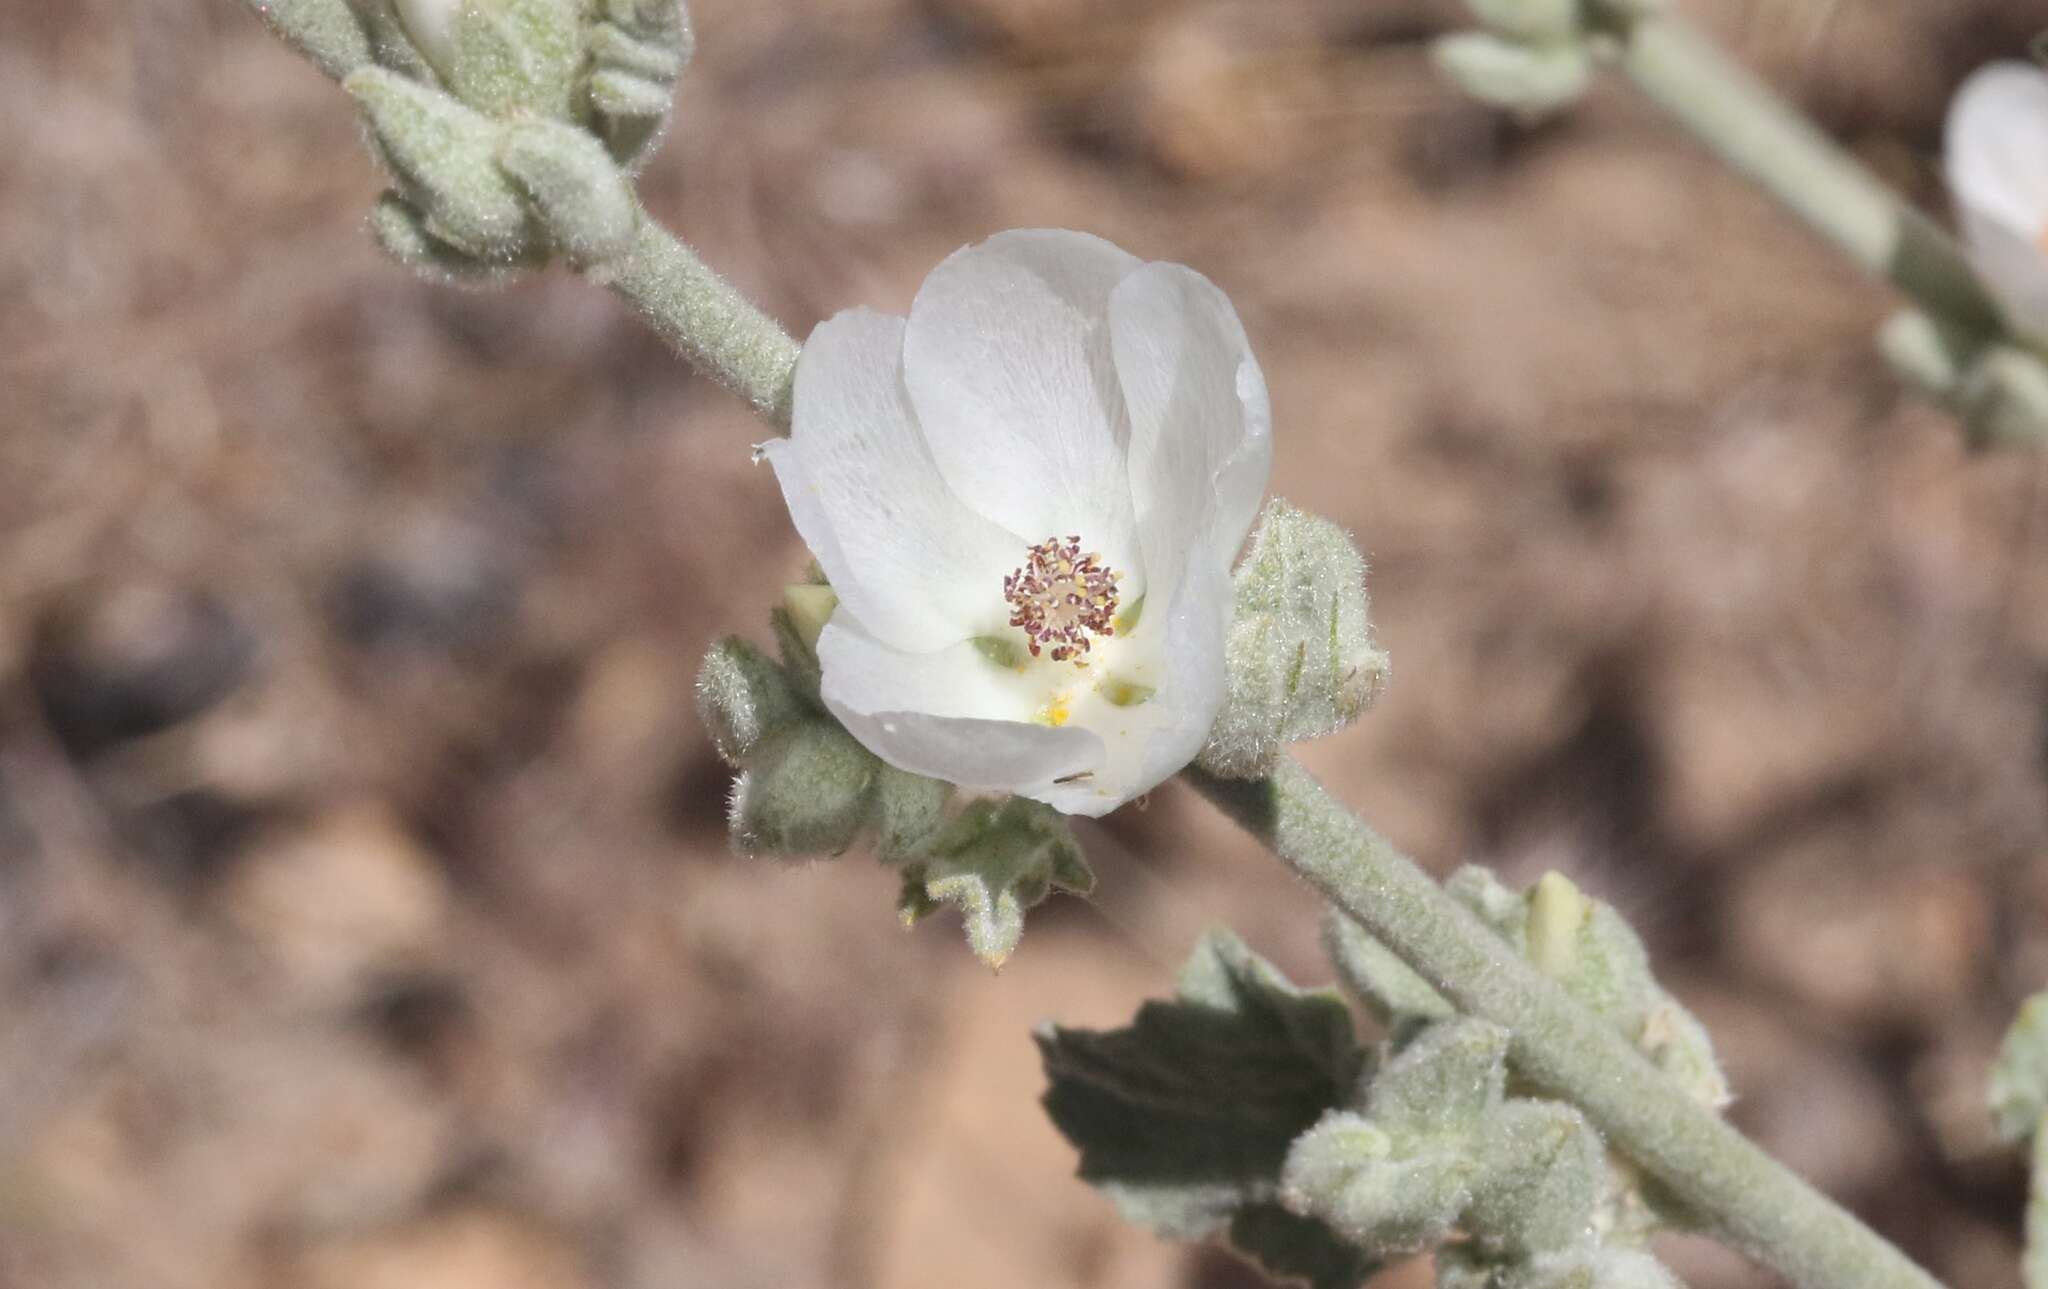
(244, 0), (692, 277)
(1040, 870), (1725, 1288)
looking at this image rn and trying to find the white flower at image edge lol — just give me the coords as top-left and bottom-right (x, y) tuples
(1946, 61), (2048, 342)
(762, 229), (1272, 816)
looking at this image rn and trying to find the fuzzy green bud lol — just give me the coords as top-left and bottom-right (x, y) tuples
(435, 0), (583, 120)
(1368, 1019), (1511, 1137)
(1464, 1100), (1605, 1261)
(497, 119), (641, 265)
(872, 765), (951, 862)
(1281, 1111), (1475, 1257)
(1434, 32), (1595, 118)
(1201, 501), (1390, 779)
(729, 720), (879, 858)
(695, 635), (807, 767)
(345, 67), (537, 260)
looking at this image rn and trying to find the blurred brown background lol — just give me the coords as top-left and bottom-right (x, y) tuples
(5, 0), (2048, 1286)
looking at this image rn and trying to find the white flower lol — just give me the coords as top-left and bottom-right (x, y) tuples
(762, 229), (1272, 816)
(1946, 61), (2048, 342)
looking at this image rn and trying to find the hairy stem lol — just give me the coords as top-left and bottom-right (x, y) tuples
(1606, 7), (2000, 339)
(1188, 758), (1943, 1289)
(593, 216), (802, 430)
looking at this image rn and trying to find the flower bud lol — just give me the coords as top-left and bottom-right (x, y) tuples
(728, 720), (880, 858)
(497, 119), (641, 265)
(345, 67), (537, 260)
(1201, 501), (1389, 779)
(1463, 1100), (1604, 1261)
(1433, 31), (1594, 118)
(1280, 1111), (1474, 1257)
(695, 635), (806, 767)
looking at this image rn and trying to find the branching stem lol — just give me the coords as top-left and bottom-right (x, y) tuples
(1188, 758), (1945, 1289)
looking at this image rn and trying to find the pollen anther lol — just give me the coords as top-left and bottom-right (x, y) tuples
(1003, 535), (1121, 666)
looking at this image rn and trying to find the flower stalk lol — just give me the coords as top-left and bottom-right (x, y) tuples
(1604, 10), (2000, 337)
(591, 217), (800, 429)
(1187, 757), (1945, 1289)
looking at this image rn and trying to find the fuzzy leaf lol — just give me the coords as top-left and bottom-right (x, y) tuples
(1227, 1202), (1380, 1289)
(1324, 909), (1455, 1033)
(1038, 930), (1365, 1244)
(898, 798), (1092, 967)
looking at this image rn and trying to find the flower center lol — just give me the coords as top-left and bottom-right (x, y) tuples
(1003, 535), (1120, 665)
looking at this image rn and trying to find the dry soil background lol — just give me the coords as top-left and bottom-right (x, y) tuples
(4, 1), (2048, 1287)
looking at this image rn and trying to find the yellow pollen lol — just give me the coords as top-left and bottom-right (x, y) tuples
(1036, 700), (1072, 728)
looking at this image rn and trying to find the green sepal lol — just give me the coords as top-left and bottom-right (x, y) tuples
(1037, 930), (1365, 1243)
(898, 797), (1092, 967)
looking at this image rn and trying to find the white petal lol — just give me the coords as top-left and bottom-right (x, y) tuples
(1109, 262), (1273, 593)
(1946, 63), (2048, 338)
(764, 308), (1026, 650)
(1034, 541), (1233, 817)
(818, 617), (1104, 794)
(902, 229), (1146, 589)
